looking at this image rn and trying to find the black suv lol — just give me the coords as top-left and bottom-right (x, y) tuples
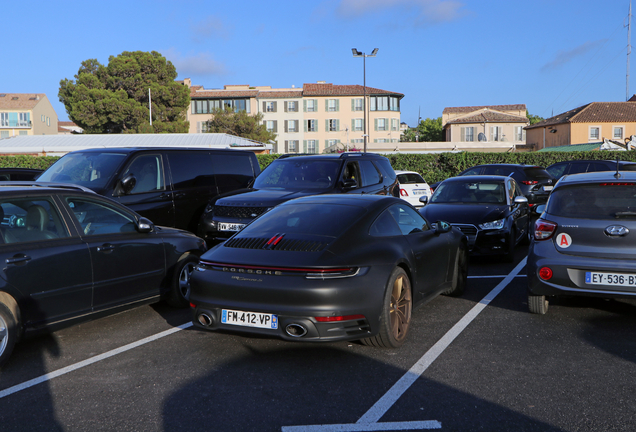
(546, 159), (636, 180)
(457, 164), (555, 204)
(198, 152), (399, 244)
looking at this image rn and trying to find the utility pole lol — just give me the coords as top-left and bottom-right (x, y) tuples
(628, 0), (632, 101)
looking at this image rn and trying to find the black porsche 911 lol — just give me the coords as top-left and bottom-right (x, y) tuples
(189, 195), (468, 348)
(418, 175), (530, 262)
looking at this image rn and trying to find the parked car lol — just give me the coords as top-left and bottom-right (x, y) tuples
(0, 183), (207, 367)
(396, 170), (431, 207)
(190, 195), (467, 348)
(454, 164), (555, 204)
(419, 175), (530, 262)
(198, 153), (400, 244)
(36, 147), (260, 233)
(0, 168), (43, 181)
(546, 159), (636, 180)
(527, 171), (636, 314)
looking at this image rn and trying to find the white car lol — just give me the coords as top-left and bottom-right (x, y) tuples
(395, 170), (432, 207)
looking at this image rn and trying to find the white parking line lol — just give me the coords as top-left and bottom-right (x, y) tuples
(0, 322), (192, 400)
(283, 257), (528, 432)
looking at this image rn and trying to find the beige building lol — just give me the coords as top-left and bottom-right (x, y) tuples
(183, 79), (403, 153)
(0, 93), (58, 139)
(525, 101), (636, 150)
(442, 104), (529, 147)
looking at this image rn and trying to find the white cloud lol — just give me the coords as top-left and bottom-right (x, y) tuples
(161, 49), (228, 77)
(336, 0), (466, 24)
(541, 40), (608, 72)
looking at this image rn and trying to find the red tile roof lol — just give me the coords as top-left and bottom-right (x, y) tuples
(302, 83), (403, 97)
(0, 93), (47, 110)
(189, 83), (403, 99)
(443, 104), (526, 114)
(445, 111), (528, 125)
(526, 102), (636, 129)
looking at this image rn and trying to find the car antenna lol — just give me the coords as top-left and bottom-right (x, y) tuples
(615, 157), (622, 179)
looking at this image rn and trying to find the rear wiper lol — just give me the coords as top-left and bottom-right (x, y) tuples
(615, 211), (636, 218)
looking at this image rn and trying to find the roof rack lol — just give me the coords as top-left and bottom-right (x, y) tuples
(0, 181), (96, 193)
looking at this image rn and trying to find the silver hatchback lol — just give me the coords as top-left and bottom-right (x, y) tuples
(527, 171), (636, 314)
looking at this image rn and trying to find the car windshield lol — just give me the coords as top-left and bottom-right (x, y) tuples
(431, 180), (506, 204)
(397, 173), (425, 184)
(547, 184), (636, 219)
(253, 159), (340, 191)
(38, 152), (127, 189)
(238, 203), (366, 237)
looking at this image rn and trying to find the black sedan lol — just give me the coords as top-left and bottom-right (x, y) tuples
(419, 175), (530, 262)
(0, 183), (207, 367)
(190, 195), (467, 348)
(527, 171), (636, 314)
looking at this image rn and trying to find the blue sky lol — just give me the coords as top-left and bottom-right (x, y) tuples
(2, 0), (633, 126)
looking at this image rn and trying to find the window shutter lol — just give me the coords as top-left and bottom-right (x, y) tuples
(285, 140), (289, 153)
(461, 127), (465, 142)
(374, 118), (378, 131)
(284, 102), (288, 112)
(303, 100), (307, 112)
(352, 119), (355, 131)
(336, 99), (340, 112)
(325, 100), (329, 111)
(336, 119), (340, 131)
(303, 140), (308, 153)
(274, 121), (278, 133)
(262, 102), (266, 112)
(304, 120), (308, 132)
(273, 102), (277, 113)
(284, 120), (288, 132)
(314, 99), (318, 111)
(325, 119), (329, 132)
(351, 99), (355, 111)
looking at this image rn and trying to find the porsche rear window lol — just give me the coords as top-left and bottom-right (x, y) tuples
(238, 203), (366, 237)
(547, 184), (636, 219)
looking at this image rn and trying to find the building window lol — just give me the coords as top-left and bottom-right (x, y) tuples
(285, 140), (298, 153)
(376, 118), (387, 131)
(515, 126), (526, 142)
(306, 119), (317, 132)
(327, 99), (338, 112)
(353, 119), (363, 132)
(306, 140), (317, 154)
(369, 96), (399, 112)
(266, 120), (277, 133)
(286, 101), (298, 112)
(285, 120), (298, 133)
(0, 113), (8, 127)
(461, 127), (474, 142)
(265, 101), (276, 112)
(590, 127), (600, 140)
(490, 126), (502, 141)
(614, 126), (624, 139)
(328, 119), (339, 132)
(305, 99), (316, 112)
(353, 98), (363, 111)
(391, 118), (398, 131)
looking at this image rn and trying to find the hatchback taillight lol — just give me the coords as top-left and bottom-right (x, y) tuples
(521, 180), (539, 185)
(400, 189), (409, 197)
(534, 219), (557, 240)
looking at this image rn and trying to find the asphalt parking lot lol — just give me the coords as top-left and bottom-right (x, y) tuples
(1, 245), (636, 432)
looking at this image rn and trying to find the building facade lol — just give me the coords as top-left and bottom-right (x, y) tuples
(525, 101), (636, 150)
(0, 93), (58, 139)
(442, 104), (528, 146)
(184, 79), (403, 154)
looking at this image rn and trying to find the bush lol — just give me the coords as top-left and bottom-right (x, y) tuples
(0, 155), (59, 170)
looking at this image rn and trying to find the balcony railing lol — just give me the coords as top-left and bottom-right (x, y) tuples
(0, 121), (32, 128)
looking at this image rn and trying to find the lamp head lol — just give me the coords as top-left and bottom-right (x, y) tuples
(371, 48), (379, 56)
(352, 48), (362, 56)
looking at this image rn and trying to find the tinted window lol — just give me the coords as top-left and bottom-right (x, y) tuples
(547, 163), (568, 179)
(66, 197), (137, 235)
(432, 180), (506, 204)
(253, 159), (340, 190)
(547, 184), (636, 219)
(370, 209), (402, 237)
(0, 198), (68, 244)
(387, 204), (428, 235)
(397, 173), (425, 184)
(211, 154), (255, 177)
(38, 152), (127, 189)
(620, 163), (636, 171)
(359, 160), (381, 186)
(121, 154), (166, 194)
(239, 203), (366, 237)
(568, 162), (589, 175)
(168, 152), (216, 188)
(483, 166), (515, 177)
(461, 167), (482, 175)
(523, 167), (552, 179)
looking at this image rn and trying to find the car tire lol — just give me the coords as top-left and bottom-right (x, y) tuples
(443, 243), (468, 297)
(502, 228), (516, 263)
(166, 254), (199, 308)
(528, 295), (549, 315)
(0, 301), (18, 368)
(362, 267), (412, 348)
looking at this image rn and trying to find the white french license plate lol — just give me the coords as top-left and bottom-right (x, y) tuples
(585, 271), (636, 287)
(218, 222), (246, 232)
(543, 186), (554, 191)
(413, 189), (427, 195)
(221, 309), (278, 329)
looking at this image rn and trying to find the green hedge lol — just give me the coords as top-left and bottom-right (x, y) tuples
(4, 151), (635, 184)
(257, 151), (636, 183)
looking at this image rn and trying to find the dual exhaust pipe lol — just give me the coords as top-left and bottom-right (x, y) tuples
(196, 312), (308, 338)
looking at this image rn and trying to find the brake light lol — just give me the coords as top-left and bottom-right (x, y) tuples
(315, 314), (365, 322)
(534, 219), (557, 240)
(539, 267), (553, 280)
(600, 182), (635, 186)
(521, 180), (538, 185)
(400, 189), (409, 197)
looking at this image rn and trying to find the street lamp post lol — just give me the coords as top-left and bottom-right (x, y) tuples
(352, 48), (378, 153)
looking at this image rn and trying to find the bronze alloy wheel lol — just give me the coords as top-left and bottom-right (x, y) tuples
(389, 272), (412, 342)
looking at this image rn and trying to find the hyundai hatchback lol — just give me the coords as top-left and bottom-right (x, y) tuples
(527, 171), (636, 314)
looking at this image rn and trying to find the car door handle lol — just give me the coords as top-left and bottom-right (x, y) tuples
(97, 244), (115, 253)
(5, 254), (31, 265)
(159, 193), (172, 199)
